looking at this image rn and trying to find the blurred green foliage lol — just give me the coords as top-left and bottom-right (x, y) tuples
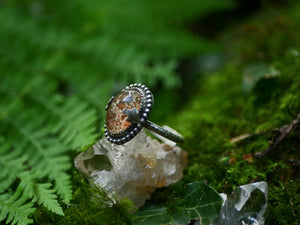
(0, 0), (300, 224)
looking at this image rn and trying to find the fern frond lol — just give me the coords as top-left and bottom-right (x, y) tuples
(30, 93), (98, 149)
(0, 4), (195, 89)
(30, 183), (64, 216)
(0, 140), (35, 224)
(0, 189), (35, 225)
(53, 96), (98, 149)
(0, 141), (25, 193)
(0, 137), (64, 221)
(0, 72), (98, 221)
(4, 114), (72, 202)
(0, 106), (72, 201)
(0, 75), (98, 149)
(75, 37), (181, 87)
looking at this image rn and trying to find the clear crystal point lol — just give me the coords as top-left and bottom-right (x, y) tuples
(213, 181), (268, 225)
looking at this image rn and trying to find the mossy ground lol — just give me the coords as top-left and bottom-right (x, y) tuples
(167, 56), (300, 224)
(166, 3), (300, 224)
(34, 2), (300, 225)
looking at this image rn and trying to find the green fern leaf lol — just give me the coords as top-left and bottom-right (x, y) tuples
(0, 139), (34, 225)
(0, 73), (98, 203)
(31, 183), (64, 216)
(0, 188), (35, 225)
(0, 137), (64, 221)
(0, 73), (98, 222)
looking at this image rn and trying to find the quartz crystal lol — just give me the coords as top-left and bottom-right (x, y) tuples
(75, 128), (187, 207)
(213, 181), (268, 225)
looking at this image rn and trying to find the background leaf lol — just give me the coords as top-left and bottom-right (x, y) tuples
(132, 206), (170, 225)
(133, 182), (223, 225)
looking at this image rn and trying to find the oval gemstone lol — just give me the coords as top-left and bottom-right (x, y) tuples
(106, 89), (141, 134)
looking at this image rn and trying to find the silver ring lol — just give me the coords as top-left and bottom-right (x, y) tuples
(104, 83), (184, 145)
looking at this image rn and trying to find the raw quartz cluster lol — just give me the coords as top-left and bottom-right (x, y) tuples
(213, 181), (268, 225)
(75, 128), (187, 207)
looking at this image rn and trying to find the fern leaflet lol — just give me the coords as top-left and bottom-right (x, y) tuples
(0, 189), (35, 225)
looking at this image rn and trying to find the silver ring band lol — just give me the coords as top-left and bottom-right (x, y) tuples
(144, 121), (184, 143)
(104, 83), (184, 145)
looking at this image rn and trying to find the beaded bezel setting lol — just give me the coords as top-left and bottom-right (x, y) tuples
(104, 83), (154, 144)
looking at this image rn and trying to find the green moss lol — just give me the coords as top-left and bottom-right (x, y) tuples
(166, 60), (299, 223)
(267, 179), (300, 225)
(34, 169), (136, 225)
(165, 6), (300, 222)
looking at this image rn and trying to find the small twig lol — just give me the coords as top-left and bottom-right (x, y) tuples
(230, 133), (252, 143)
(255, 114), (300, 157)
(230, 131), (262, 144)
(289, 198), (298, 225)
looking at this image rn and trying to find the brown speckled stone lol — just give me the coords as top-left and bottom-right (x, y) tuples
(106, 89), (141, 134)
